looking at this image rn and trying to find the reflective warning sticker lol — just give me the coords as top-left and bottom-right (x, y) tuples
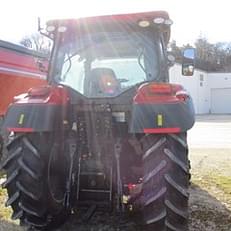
(18, 114), (25, 125)
(157, 114), (163, 126)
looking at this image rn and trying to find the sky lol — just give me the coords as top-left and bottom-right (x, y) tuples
(1, 0), (231, 46)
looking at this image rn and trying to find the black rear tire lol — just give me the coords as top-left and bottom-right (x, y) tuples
(1, 133), (71, 230)
(135, 133), (190, 230)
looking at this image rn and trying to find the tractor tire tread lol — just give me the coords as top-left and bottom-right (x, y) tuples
(137, 133), (189, 230)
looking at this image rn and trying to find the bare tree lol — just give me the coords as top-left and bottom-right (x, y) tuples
(20, 33), (52, 55)
(170, 36), (231, 72)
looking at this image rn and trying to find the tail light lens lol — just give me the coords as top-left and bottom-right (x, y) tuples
(176, 90), (190, 101)
(15, 85), (69, 105)
(127, 183), (137, 191)
(147, 83), (173, 94)
(28, 85), (51, 97)
(47, 86), (69, 105)
(134, 83), (188, 104)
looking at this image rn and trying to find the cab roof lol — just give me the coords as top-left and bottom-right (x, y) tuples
(47, 11), (171, 44)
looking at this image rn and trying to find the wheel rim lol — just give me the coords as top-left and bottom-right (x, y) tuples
(48, 143), (70, 203)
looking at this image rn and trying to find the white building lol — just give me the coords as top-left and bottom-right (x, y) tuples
(170, 64), (231, 114)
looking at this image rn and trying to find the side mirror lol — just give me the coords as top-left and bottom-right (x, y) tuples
(182, 48), (195, 76)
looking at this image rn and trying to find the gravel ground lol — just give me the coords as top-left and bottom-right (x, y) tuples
(54, 148), (231, 231)
(188, 149), (231, 231)
(1, 147), (229, 231)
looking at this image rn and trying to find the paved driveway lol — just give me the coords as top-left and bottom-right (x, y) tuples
(188, 114), (231, 149)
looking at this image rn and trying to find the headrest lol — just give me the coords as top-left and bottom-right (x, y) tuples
(90, 68), (116, 78)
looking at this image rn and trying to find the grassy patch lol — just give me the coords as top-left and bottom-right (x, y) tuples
(0, 161), (22, 231)
(0, 170), (6, 178)
(0, 187), (13, 221)
(213, 175), (231, 195)
(0, 187), (23, 231)
(192, 173), (231, 208)
(193, 174), (231, 195)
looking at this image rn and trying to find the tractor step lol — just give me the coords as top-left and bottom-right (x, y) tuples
(76, 159), (113, 206)
(78, 188), (112, 202)
(80, 189), (111, 193)
(80, 171), (104, 176)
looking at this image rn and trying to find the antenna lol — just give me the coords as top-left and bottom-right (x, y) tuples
(38, 17), (41, 32)
(37, 17), (50, 38)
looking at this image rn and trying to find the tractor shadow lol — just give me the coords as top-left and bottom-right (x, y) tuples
(0, 183), (230, 230)
(189, 183), (231, 231)
(57, 184), (231, 231)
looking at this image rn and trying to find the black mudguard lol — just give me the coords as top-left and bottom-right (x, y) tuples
(3, 104), (68, 132)
(130, 98), (195, 133)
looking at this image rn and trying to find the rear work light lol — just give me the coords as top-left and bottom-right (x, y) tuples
(134, 83), (189, 104)
(138, 20), (150, 27)
(153, 17), (165, 24)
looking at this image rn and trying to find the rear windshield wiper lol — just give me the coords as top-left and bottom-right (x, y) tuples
(138, 48), (152, 79)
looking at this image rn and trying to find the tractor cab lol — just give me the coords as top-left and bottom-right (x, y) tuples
(46, 11), (172, 97)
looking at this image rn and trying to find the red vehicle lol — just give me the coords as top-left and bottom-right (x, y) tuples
(0, 40), (48, 155)
(0, 40), (48, 117)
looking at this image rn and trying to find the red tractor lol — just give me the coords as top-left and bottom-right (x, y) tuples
(1, 11), (195, 230)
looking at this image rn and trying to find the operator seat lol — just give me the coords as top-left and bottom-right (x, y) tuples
(88, 67), (120, 97)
